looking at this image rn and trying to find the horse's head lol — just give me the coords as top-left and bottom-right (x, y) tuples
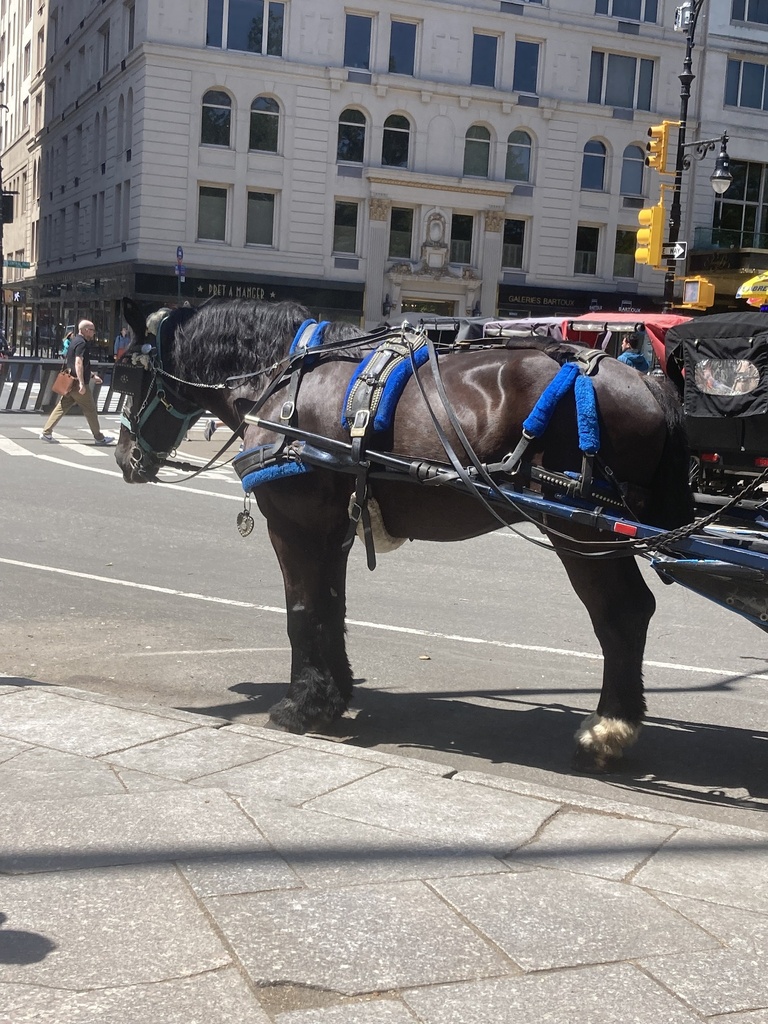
(114, 297), (318, 483)
(114, 297), (204, 482)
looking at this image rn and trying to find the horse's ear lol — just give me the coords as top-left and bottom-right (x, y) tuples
(122, 297), (145, 338)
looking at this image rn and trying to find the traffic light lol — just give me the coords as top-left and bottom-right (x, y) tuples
(635, 202), (665, 269)
(645, 122), (672, 174)
(680, 277), (715, 310)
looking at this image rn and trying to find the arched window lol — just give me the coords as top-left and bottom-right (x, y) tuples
(117, 95), (125, 156)
(581, 139), (606, 191)
(337, 108), (366, 163)
(201, 90), (232, 147)
(249, 96), (279, 152)
(100, 106), (108, 164)
(620, 143), (644, 196)
(125, 89), (134, 152)
(505, 130), (532, 182)
(463, 124), (491, 177)
(382, 114), (410, 167)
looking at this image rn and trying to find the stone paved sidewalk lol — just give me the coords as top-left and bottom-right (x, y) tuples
(1, 679), (767, 1023)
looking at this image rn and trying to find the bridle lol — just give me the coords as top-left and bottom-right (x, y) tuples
(118, 309), (221, 478)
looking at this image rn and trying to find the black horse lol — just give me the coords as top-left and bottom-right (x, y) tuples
(116, 297), (693, 771)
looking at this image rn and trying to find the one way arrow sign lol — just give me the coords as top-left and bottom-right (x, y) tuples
(661, 241), (688, 260)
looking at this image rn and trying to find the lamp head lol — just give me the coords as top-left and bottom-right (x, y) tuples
(710, 136), (733, 196)
(674, 1), (695, 31)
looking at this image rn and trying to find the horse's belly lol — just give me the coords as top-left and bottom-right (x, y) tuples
(371, 479), (522, 542)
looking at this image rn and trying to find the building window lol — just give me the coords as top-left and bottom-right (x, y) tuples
(246, 191), (275, 245)
(23, 42), (30, 77)
(22, 98), (29, 128)
(206, 0), (285, 56)
(733, 0), (768, 21)
(450, 214), (474, 264)
(382, 114), (410, 167)
(100, 21), (110, 74)
(344, 13), (372, 70)
(337, 108), (366, 163)
(613, 229), (636, 277)
(726, 59), (768, 110)
(512, 40), (539, 94)
(249, 96), (279, 151)
(201, 90), (232, 146)
(581, 140), (606, 191)
(389, 207), (414, 258)
(388, 20), (416, 75)
(37, 27), (45, 70)
(126, 3), (135, 50)
(471, 34), (497, 87)
(712, 160), (768, 248)
(620, 144), (644, 195)
(595, 0), (658, 21)
(198, 186), (228, 241)
(588, 51), (653, 110)
(463, 125), (491, 177)
(574, 225), (599, 275)
(502, 218), (525, 268)
(505, 129), (532, 181)
(333, 201), (359, 253)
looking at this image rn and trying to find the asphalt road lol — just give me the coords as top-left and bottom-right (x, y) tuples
(2, 411), (768, 832)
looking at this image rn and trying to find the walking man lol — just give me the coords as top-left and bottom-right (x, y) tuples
(40, 320), (115, 445)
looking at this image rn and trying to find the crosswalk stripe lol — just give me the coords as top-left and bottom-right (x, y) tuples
(0, 435), (34, 456)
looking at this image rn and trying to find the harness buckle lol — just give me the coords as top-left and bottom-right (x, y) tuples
(280, 400), (295, 422)
(350, 409), (370, 438)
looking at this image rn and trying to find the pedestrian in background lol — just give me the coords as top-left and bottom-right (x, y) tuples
(40, 320), (115, 445)
(113, 326), (130, 361)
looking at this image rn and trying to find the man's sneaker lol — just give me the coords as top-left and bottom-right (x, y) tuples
(40, 433), (58, 444)
(93, 435), (115, 446)
(204, 418), (217, 442)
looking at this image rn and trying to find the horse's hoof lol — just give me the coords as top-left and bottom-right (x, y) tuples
(268, 699), (311, 734)
(571, 744), (619, 774)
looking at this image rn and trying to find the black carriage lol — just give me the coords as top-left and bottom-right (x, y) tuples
(665, 312), (768, 495)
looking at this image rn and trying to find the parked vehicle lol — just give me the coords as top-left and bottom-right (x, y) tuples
(665, 312), (768, 495)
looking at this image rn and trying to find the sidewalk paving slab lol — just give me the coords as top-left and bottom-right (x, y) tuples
(2, 680), (768, 1022)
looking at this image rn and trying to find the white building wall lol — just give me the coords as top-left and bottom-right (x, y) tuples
(6, 0), (768, 333)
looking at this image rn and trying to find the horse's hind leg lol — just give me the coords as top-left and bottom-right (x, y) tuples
(266, 520), (353, 734)
(553, 545), (656, 772)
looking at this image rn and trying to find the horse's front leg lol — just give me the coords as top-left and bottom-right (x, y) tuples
(266, 519), (353, 734)
(552, 543), (656, 772)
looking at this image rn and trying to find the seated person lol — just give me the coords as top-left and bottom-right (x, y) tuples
(617, 332), (650, 374)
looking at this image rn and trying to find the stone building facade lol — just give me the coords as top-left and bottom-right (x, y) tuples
(1, 0), (767, 351)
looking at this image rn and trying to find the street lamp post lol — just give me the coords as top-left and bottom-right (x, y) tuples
(663, 0), (733, 312)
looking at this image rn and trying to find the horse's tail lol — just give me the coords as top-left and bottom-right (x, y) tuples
(643, 376), (695, 529)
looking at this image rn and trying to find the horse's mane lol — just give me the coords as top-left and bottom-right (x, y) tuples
(172, 299), (366, 384)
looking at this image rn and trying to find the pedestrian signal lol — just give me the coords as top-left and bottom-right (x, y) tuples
(645, 122), (672, 174)
(680, 277), (715, 310)
(635, 203), (665, 269)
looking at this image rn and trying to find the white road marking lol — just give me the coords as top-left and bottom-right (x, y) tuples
(132, 646), (290, 657)
(4, 448), (243, 500)
(1, 555), (766, 681)
(0, 436), (34, 456)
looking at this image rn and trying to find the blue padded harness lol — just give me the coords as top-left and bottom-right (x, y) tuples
(341, 343), (429, 433)
(523, 361), (600, 455)
(239, 319), (329, 491)
(239, 456), (309, 493)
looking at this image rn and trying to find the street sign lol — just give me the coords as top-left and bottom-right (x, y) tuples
(3, 259), (31, 268)
(174, 264), (186, 276)
(176, 246), (184, 261)
(661, 241), (688, 260)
